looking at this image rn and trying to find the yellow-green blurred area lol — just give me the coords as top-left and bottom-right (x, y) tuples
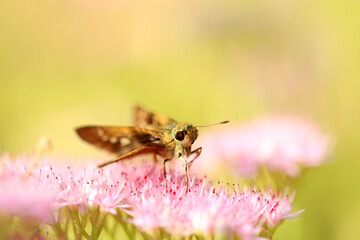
(1, 0), (359, 239)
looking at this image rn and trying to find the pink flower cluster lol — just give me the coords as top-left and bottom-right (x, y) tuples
(125, 171), (303, 239)
(195, 116), (331, 177)
(0, 154), (303, 239)
(0, 154), (58, 222)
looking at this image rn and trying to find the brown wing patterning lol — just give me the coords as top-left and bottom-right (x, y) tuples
(75, 126), (164, 155)
(134, 106), (176, 129)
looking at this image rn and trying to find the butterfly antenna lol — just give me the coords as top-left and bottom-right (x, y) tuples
(195, 120), (229, 128)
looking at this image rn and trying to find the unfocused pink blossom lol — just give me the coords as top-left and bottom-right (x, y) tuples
(0, 155), (58, 222)
(0, 154), (130, 218)
(0, 154), (302, 239)
(0, 179), (57, 221)
(194, 116), (332, 177)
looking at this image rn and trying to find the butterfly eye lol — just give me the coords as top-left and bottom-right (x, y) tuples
(175, 131), (185, 141)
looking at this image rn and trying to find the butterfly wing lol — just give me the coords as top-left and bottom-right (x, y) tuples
(76, 126), (164, 156)
(134, 106), (177, 129)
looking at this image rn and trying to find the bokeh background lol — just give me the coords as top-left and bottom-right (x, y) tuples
(1, 0), (359, 239)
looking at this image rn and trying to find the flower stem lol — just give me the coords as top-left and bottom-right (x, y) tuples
(141, 231), (154, 240)
(90, 208), (106, 240)
(115, 209), (138, 240)
(68, 207), (91, 240)
(51, 223), (67, 240)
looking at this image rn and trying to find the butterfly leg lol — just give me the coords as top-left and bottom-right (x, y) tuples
(163, 159), (170, 178)
(180, 156), (189, 192)
(97, 145), (161, 168)
(184, 158), (189, 192)
(186, 147), (202, 168)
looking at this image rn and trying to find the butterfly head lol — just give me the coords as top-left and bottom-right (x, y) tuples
(172, 122), (198, 158)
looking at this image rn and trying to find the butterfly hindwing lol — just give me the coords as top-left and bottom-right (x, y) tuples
(75, 126), (164, 156)
(134, 106), (176, 129)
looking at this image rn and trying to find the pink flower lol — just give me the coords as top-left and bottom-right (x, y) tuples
(0, 154), (131, 218)
(0, 154), (303, 239)
(0, 155), (58, 222)
(194, 116), (331, 177)
(0, 179), (57, 221)
(121, 165), (302, 239)
(33, 161), (131, 215)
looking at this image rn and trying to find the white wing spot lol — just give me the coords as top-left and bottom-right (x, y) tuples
(101, 135), (109, 142)
(97, 128), (104, 136)
(110, 137), (118, 144)
(120, 137), (131, 146)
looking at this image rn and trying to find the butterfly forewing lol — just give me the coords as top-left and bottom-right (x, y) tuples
(134, 106), (176, 129)
(76, 126), (164, 156)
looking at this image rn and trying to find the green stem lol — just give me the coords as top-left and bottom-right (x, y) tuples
(266, 225), (278, 239)
(68, 207), (91, 240)
(111, 216), (119, 236)
(118, 219), (133, 239)
(193, 234), (204, 240)
(71, 217), (81, 240)
(49, 209), (69, 240)
(141, 231), (154, 240)
(91, 211), (106, 240)
(115, 210), (135, 240)
(159, 228), (171, 240)
(51, 223), (67, 240)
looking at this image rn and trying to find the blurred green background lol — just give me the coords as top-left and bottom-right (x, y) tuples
(1, 0), (359, 239)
